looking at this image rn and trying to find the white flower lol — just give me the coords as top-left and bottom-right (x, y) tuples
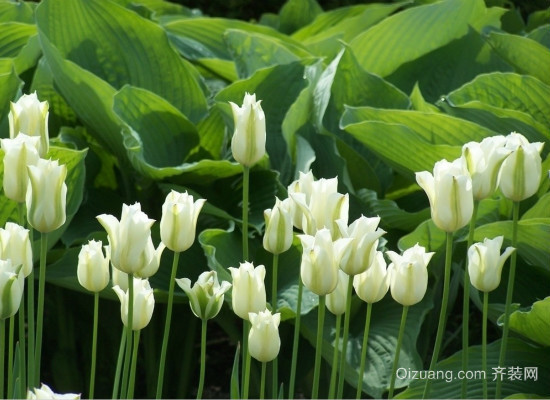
(230, 93), (266, 167)
(468, 236), (515, 292)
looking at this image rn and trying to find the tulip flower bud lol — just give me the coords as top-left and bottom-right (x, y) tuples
(298, 228), (352, 296)
(416, 157), (473, 233)
(77, 240), (110, 293)
(468, 236), (515, 292)
(462, 136), (511, 200)
(26, 158), (67, 233)
(230, 92), (266, 167)
(113, 277), (155, 330)
(1, 134), (40, 203)
(27, 383), (81, 399)
(160, 190), (206, 253)
(326, 270), (349, 315)
(248, 309), (281, 362)
(499, 132), (544, 202)
(0, 222), (33, 277)
(387, 244), (434, 306)
(176, 271), (232, 320)
(0, 259), (24, 320)
(134, 241), (165, 279)
(353, 251), (390, 304)
(228, 262), (267, 320)
(97, 203), (158, 275)
(287, 170), (315, 230)
(9, 92), (50, 157)
(263, 197), (293, 255)
(337, 216), (385, 276)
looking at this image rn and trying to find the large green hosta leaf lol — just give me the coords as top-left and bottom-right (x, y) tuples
(300, 293), (433, 398)
(349, 0), (487, 77)
(509, 297), (550, 347)
(0, 22), (36, 57)
(396, 338), (550, 398)
(0, 60), (23, 131)
(0, 1), (36, 23)
(483, 29), (550, 85)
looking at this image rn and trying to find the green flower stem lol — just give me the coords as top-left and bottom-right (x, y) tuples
(329, 314), (342, 399)
(242, 165), (250, 261)
(8, 315), (15, 398)
(337, 276), (354, 398)
(127, 329), (141, 399)
(312, 295), (326, 399)
(242, 320), (252, 400)
(271, 253), (279, 398)
(89, 292), (100, 400)
(27, 269), (35, 388)
(1, 318), (5, 398)
(121, 273), (135, 399)
(496, 201), (520, 399)
(197, 319), (208, 400)
(288, 277), (303, 399)
(423, 231), (453, 399)
(482, 291), (489, 400)
(260, 362), (267, 400)
(356, 302), (373, 399)
(462, 200), (479, 399)
(156, 251), (181, 399)
(388, 306), (409, 399)
(34, 232), (48, 385)
(112, 328), (127, 399)
(18, 300), (26, 396)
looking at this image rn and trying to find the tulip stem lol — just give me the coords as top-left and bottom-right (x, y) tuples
(89, 292), (99, 400)
(0, 319), (5, 398)
(8, 315), (15, 398)
(127, 329), (141, 399)
(356, 302), (373, 399)
(329, 314), (342, 399)
(121, 274), (134, 399)
(423, 231), (453, 399)
(288, 277), (303, 399)
(260, 362), (267, 400)
(462, 200), (479, 398)
(337, 276), (354, 398)
(312, 295), (326, 399)
(496, 200), (520, 399)
(197, 319), (208, 399)
(242, 165), (250, 261)
(156, 251), (181, 399)
(34, 232), (48, 385)
(242, 320), (252, 400)
(112, 327), (127, 399)
(18, 298), (26, 396)
(388, 306), (408, 399)
(482, 291), (489, 400)
(271, 253), (279, 398)
(27, 268), (35, 389)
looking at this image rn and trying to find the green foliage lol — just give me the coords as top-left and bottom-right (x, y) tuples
(0, 0), (549, 397)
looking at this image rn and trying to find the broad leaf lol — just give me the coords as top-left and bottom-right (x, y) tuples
(0, 22), (36, 57)
(278, 0), (323, 34)
(509, 297), (550, 347)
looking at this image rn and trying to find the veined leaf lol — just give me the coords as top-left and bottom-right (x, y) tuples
(0, 60), (23, 131)
(340, 121), (461, 178)
(483, 29), (550, 85)
(509, 297), (550, 347)
(349, 0), (485, 76)
(444, 72), (550, 131)
(0, 1), (36, 23)
(278, 0), (322, 34)
(35, 0), (208, 123)
(0, 22), (36, 57)
(341, 106), (496, 146)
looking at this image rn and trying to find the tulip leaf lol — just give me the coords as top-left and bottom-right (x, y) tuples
(508, 297), (550, 347)
(395, 338), (550, 398)
(300, 293), (433, 398)
(483, 29), (550, 86)
(340, 120), (461, 178)
(348, 0), (485, 77)
(443, 72), (550, 135)
(341, 106), (496, 146)
(473, 218), (550, 270)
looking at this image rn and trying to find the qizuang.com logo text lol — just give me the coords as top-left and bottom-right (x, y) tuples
(396, 368), (486, 383)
